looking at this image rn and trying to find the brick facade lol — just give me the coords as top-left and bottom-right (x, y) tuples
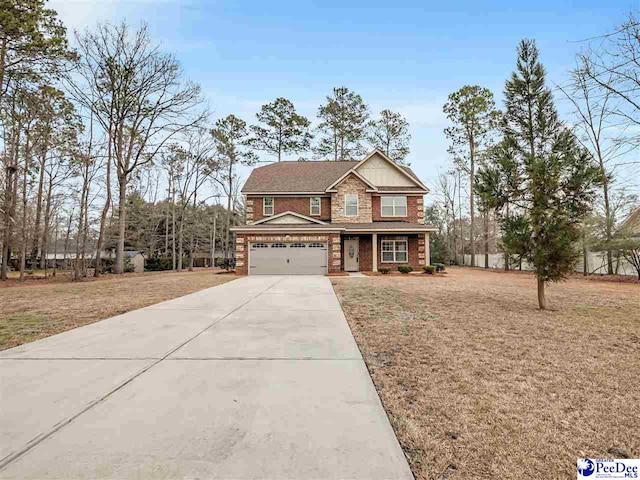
(249, 196), (331, 222)
(377, 234), (422, 271)
(234, 233), (341, 275)
(372, 195), (424, 223)
(330, 174), (372, 223)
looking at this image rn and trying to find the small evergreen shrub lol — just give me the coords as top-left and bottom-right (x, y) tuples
(423, 265), (435, 274)
(398, 265), (413, 274)
(379, 267), (391, 274)
(434, 263), (446, 273)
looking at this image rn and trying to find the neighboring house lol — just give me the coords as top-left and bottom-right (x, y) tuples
(231, 149), (436, 275)
(123, 251), (145, 273)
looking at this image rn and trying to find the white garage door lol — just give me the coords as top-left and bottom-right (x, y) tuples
(249, 242), (328, 275)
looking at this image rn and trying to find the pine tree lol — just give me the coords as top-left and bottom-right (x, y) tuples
(443, 85), (500, 267)
(501, 39), (602, 309)
(366, 109), (411, 164)
(316, 87), (369, 160)
(248, 98), (312, 162)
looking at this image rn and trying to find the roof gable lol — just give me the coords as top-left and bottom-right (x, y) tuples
(251, 211), (327, 225)
(354, 150), (428, 190)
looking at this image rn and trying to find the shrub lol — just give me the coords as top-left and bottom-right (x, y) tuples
(145, 257), (173, 271)
(423, 265), (435, 274)
(218, 257), (236, 271)
(379, 267), (391, 274)
(398, 265), (413, 274)
(434, 263), (446, 273)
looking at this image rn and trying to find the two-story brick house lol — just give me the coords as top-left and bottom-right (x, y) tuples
(231, 149), (436, 275)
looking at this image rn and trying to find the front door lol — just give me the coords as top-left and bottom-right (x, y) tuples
(344, 238), (359, 272)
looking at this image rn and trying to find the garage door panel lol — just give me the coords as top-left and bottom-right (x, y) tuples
(249, 242), (327, 275)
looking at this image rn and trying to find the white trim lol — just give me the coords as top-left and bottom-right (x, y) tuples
(263, 197), (274, 216)
(250, 210), (327, 225)
(344, 194), (358, 217)
(231, 227), (342, 233)
(243, 192), (328, 196)
(380, 195), (408, 217)
(343, 227), (437, 233)
(309, 197), (321, 216)
(354, 149), (430, 191)
(381, 239), (408, 263)
(375, 191), (427, 195)
(325, 169), (378, 192)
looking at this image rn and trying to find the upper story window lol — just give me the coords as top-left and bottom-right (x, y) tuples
(310, 197), (321, 216)
(344, 194), (358, 217)
(381, 196), (407, 217)
(263, 197), (274, 216)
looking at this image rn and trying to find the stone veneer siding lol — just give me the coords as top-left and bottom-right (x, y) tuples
(234, 233), (341, 275)
(330, 174), (372, 223)
(248, 196), (331, 222)
(371, 195), (425, 224)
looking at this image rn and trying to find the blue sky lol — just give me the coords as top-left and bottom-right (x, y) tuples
(50, 0), (636, 195)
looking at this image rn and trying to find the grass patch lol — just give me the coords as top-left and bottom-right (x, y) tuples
(0, 269), (237, 350)
(332, 267), (640, 479)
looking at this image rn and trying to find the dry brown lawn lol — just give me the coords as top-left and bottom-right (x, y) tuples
(332, 267), (640, 480)
(0, 270), (237, 350)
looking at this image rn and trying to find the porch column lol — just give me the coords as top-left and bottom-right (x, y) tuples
(372, 233), (378, 272)
(424, 232), (431, 265)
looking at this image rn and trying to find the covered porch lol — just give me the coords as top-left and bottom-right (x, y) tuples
(340, 228), (432, 273)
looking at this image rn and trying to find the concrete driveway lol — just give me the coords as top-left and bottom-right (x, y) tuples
(0, 275), (412, 480)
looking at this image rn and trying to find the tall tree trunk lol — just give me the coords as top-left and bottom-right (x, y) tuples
(171, 187), (176, 270)
(469, 138), (476, 267)
(484, 210), (489, 269)
(177, 212), (184, 271)
(41, 179), (53, 270)
(188, 236), (195, 272)
(52, 217), (59, 277)
(224, 162), (233, 259)
(600, 163), (613, 275)
(94, 121), (112, 277)
(115, 175), (127, 274)
(19, 133), (30, 282)
(504, 202), (510, 271)
(537, 278), (546, 310)
(211, 213), (216, 268)
(0, 38), (7, 102)
(458, 170), (464, 265)
(31, 146), (47, 264)
(1, 118), (20, 280)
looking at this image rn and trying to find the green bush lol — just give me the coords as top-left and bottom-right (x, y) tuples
(398, 265), (413, 274)
(379, 267), (391, 274)
(433, 263), (446, 273)
(146, 257), (173, 271)
(423, 265), (435, 274)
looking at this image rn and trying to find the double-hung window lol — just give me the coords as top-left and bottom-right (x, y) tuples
(381, 240), (408, 263)
(310, 197), (321, 216)
(381, 196), (407, 217)
(344, 194), (358, 217)
(263, 197), (274, 216)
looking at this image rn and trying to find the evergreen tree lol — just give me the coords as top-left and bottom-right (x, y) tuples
(316, 87), (369, 160)
(366, 109), (411, 165)
(248, 97), (312, 162)
(500, 39), (602, 309)
(0, 0), (75, 100)
(443, 85), (500, 267)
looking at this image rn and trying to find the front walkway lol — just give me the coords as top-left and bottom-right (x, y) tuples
(0, 276), (412, 479)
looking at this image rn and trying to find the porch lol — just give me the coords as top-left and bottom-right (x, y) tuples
(340, 232), (430, 273)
